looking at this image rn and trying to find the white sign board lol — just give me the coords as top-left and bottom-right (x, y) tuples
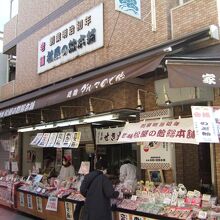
(141, 142), (173, 166)
(96, 127), (124, 145)
(118, 118), (197, 144)
(191, 106), (219, 143)
(38, 3), (104, 73)
(115, 0), (141, 19)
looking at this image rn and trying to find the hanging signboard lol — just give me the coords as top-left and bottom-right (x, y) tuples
(38, 3), (103, 74)
(31, 132), (81, 148)
(38, 133), (51, 147)
(115, 0), (141, 19)
(118, 118), (197, 144)
(30, 133), (43, 145)
(54, 132), (65, 148)
(141, 142), (173, 170)
(70, 132), (81, 148)
(96, 127), (124, 145)
(191, 106), (219, 143)
(63, 132), (75, 147)
(46, 133), (58, 147)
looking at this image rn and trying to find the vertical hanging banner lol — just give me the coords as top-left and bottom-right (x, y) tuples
(191, 106), (219, 143)
(213, 107), (220, 139)
(115, 0), (141, 19)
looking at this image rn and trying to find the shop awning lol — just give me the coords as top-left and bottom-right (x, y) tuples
(0, 26), (216, 118)
(166, 44), (220, 88)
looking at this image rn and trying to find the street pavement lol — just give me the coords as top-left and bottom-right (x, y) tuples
(0, 206), (39, 220)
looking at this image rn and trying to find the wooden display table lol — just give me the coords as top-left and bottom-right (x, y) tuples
(16, 189), (67, 220)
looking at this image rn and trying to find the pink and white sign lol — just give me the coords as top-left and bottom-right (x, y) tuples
(191, 106), (219, 143)
(118, 118), (197, 144)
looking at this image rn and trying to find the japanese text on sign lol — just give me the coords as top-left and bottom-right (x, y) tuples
(38, 4), (103, 73)
(118, 118), (197, 144)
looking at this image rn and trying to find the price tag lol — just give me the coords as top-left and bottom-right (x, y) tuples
(202, 194), (211, 202)
(163, 197), (171, 205)
(194, 190), (201, 198)
(131, 195), (137, 201)
(198, 211), (207, 219)
(187, 191), (194, 198)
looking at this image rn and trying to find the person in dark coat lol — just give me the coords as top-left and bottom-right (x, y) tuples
(80, 159), (119, 220)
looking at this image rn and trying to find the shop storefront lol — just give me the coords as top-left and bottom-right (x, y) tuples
(1, 1), (220, 219)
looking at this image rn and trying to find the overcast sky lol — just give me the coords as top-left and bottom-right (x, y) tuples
(0, 0), (18, 32)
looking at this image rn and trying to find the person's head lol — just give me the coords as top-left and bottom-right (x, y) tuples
(95, 159), (108, 171)
(122, 158), (131, 165)
(62, 155), (72, 167)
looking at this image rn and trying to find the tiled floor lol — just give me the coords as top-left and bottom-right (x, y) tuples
(0, 206), (39, 220)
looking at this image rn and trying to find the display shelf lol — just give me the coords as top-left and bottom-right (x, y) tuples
(113, 207), (179, 220)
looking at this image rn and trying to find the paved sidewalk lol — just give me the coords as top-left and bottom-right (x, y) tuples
(0, 206), (39, 220)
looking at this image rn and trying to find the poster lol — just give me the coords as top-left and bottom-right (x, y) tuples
(11, 161), (18, 172)
(118, 118), (196, 144)
(46, 133), (58, 147)
(96, 127), (123, 145)
(38, 133), (51, 147)
(54, 132), (65, 148)
(19, 192), (24, 207)
(78, 161), (90, 175)
(46, 196), (58, 211)
(69, 132), (81, 148)
(65, 202), (74, 220)
(36, 196), (43, 213)
(63, 132), (74, 147)
(191, 106), (219, 143)
(27, 194), (33, 209)
(30, 133), (43, 145)
(140, 142), (173, 170)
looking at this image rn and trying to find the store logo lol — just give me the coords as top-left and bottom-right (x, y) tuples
(115, 0), (141, 19)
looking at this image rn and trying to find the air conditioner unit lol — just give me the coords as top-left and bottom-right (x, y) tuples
(154, 78), (214, 106)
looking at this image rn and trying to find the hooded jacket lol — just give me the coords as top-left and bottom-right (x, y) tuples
(80, 170), (119, 220)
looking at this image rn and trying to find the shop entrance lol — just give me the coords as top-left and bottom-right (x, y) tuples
(97, 143), (137, 176)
